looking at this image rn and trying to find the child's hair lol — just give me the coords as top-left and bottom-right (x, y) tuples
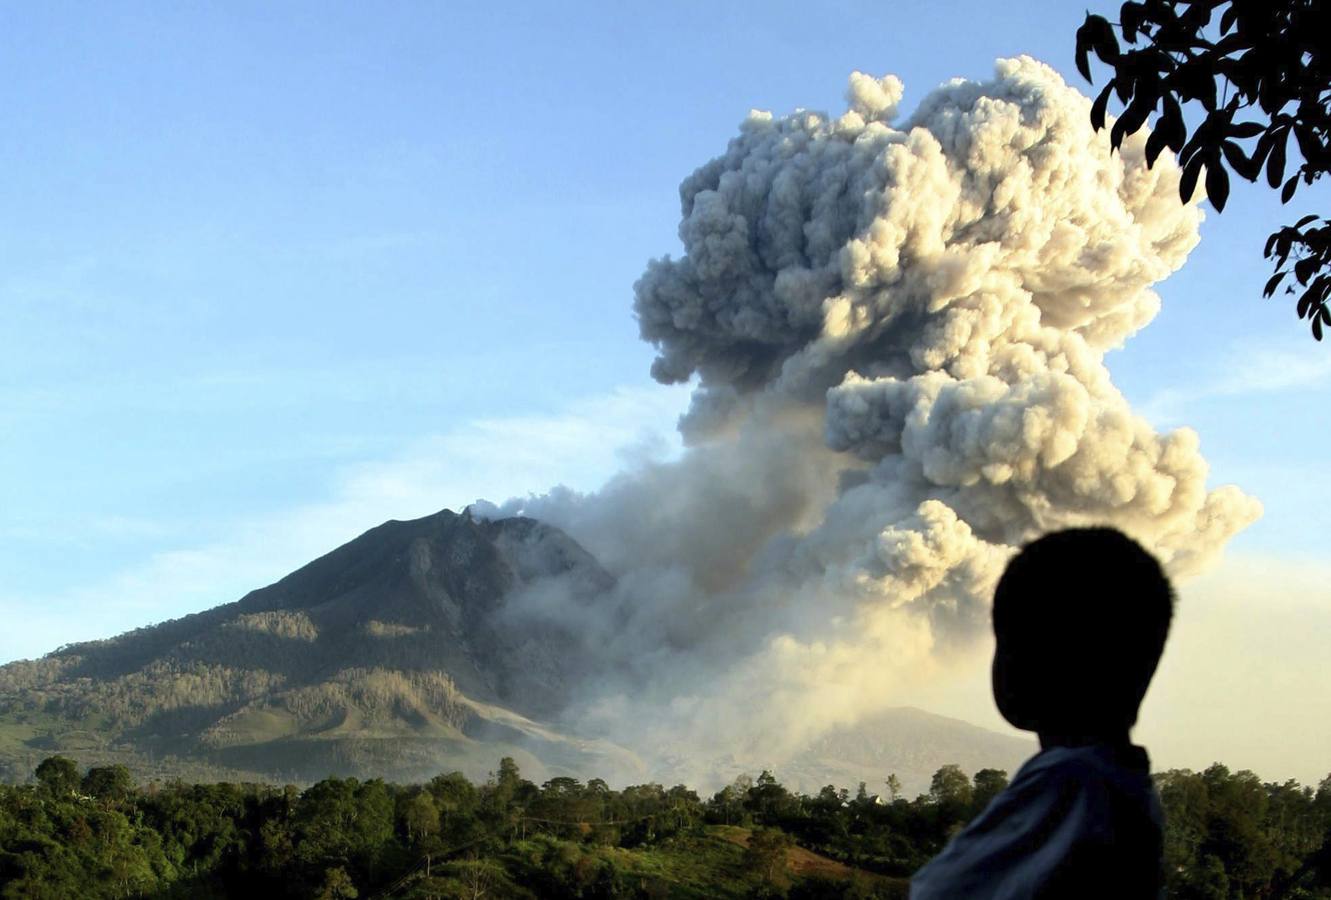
(991, 527), (1174, 733)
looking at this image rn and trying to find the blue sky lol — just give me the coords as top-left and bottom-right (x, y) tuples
(2, 2), (1328, 779)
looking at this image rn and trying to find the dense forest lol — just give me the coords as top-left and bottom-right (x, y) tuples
(1, 756), (1328, 899)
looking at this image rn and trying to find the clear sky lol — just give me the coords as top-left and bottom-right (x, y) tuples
(2, 2), (1327, 783)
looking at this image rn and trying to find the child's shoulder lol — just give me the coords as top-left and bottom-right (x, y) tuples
(911, 744), (1162, 899)
(1018, 743), (1151, 784)
(996, 743), (1155, 820)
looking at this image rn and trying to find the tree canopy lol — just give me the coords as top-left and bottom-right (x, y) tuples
(0, 755), (1327, 898)
(1075, 0), (1331, 338)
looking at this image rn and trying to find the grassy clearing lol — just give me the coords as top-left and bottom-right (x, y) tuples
(713, 825), (909, 896)
(490, 826), (906, 899)
(503, 829), (753, 899)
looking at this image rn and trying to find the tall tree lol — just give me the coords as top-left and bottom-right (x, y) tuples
(34, 756), (80, 798)
(402, 792), (439, 846)
(81, 766), (135, 806)
(315, 865), (359, 900)
(929, 765), (974, 809)
(1075, 1), (1331, 338)
(885, 774), (903, 802)
(743, 827), (794, 891)
(971, 769), (1009, 815)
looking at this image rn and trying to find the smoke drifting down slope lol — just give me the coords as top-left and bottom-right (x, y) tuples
(479, 57), (1260, 783)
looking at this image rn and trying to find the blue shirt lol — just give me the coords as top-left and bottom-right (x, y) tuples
(910, 743), (1164, 899)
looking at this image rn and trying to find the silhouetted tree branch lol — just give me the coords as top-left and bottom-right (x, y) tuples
(1076, 0), (1331, 339)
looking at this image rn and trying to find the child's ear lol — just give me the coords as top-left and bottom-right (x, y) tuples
(991, 649), (1040, 732)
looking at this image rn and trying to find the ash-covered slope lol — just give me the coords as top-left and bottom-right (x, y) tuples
(0, 510), (634, 784)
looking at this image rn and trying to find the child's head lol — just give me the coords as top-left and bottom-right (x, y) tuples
(991, 528), (1174, 737)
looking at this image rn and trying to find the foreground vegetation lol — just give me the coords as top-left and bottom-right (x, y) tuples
(1, 756), (1327, 899)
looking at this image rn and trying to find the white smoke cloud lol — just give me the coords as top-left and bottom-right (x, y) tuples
(486, 56), (1261, 784)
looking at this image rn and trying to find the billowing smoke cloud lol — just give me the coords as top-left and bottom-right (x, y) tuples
(479, 57), (1260, 784)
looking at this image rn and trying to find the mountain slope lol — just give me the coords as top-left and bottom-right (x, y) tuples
(0, 510), (633, 784)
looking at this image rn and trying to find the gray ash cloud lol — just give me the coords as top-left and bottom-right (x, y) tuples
(479, 57), (1260, 782)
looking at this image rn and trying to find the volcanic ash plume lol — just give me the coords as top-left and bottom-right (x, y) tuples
(486, 57), (1261, 779)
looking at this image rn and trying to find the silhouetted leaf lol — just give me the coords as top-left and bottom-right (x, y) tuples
(1251, 130), (1274, 169)
(1206, 161), (1230, 211)
(1229, 122), (1264, 139)
(1121, 2), (1146, 42)
(1282, 174), (1298, 203)
(1220, 5), (1238, 35)
(1179, 125), (1207, 166)
(1266, 130), (1287, 187)
(1180, 2), (1212, 29)
(1276, 231), (1294, 265)
(1223, 56), (1257, 96)
(1184, 66), (1217, 111)
(1214, 32), (1247, 56)
(1120, 93), (1153, 137)
(1294, 125), (1320, 164)
(1258, 69), (1282, 115)
(1146, 127), (1169, 167)
(1091, 82), (1114, 131)
(1160, 95), (1186, 149)
(1114, 59), (1139, 101)
(1111, 116), (1128, 151)
(1092, 23), (1120, 64)
(1221, 141), (1258, 180)
(1301, 287), (1325, 325)
(1180, 156), (1204, 203)
(1264, 271), (1287, 297)
(1075, 19), (1096, 81)
(1295, 215), (1319, 229)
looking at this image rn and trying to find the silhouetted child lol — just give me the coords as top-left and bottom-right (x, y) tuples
(911, 528), (1171, 899)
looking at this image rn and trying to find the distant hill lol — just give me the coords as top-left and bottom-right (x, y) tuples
(781, 707), (1033, 797)
(0, 509), (1031, 792)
